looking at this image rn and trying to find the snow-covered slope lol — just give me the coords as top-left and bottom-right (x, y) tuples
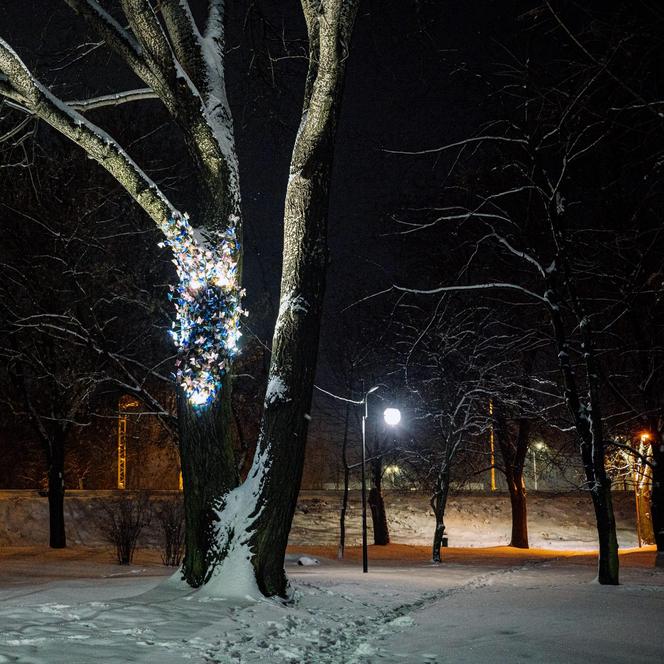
(0, 489), (641, 550)
(290, 490), (640, 550)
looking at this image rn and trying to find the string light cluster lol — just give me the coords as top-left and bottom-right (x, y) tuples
(159, 213), (245, 408)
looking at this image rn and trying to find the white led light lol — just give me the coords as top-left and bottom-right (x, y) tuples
(384, 408), (401, 426)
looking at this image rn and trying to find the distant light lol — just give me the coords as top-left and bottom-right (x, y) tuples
(384, 407), (401, 426)
(385, 464), (401, 476)
(534, 441), (546, 450)
(639, 432), (651, 441)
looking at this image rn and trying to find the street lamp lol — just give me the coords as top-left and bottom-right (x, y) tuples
(360, 382), (401, 573)
(383, 407), (401, 426)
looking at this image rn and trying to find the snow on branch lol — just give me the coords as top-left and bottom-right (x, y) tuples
(384, 135), (528, 156)
(67, 88), (159, 111)
(346, 282), (550, 312)
(0, 38), (174, 228)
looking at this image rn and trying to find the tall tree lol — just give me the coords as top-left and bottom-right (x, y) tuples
(0, 0), (359, 596)
(0, 143), (174, 548)
(380, 2), (664, 582)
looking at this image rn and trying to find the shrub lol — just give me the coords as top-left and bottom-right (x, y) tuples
(157, 497), (185, 567)
(100, 491), (151, 564)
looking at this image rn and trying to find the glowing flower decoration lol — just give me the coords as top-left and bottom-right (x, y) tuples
(160, 213), (245, 408)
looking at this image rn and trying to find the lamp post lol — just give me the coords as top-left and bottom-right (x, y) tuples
(360, 382), (400, 573)
(360, 383), (377, 574)
(533, 441), (545, 491)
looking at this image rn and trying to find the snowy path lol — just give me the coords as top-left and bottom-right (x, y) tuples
(0, 553), (662, 663)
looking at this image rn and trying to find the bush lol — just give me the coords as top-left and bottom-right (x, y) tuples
(100, 492), (152, 564)
(157, 497), (185, 567)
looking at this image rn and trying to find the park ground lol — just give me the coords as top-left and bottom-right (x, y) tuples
(0, 544), (662, 663)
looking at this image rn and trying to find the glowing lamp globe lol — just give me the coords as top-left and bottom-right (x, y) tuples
(384, 407), (401, 427)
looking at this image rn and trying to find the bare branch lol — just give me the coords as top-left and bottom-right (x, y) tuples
(0, 38), (175, 229)
(67, 88), (159, 111)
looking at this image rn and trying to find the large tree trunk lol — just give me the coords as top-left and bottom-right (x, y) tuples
(221, 1), (359, 597)
(369, 457), (390, 545)
(507, 475), (528, 549)
(47, 431), (66, 549)
(179, 386), (239, 586)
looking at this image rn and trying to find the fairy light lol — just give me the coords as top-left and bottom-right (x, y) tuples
(158, 212), (246, 408)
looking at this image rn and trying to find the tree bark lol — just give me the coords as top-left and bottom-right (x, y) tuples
(48, 431), (66, 549)
(241, 0), (359, 597)
(369, 456), (390, 545)
(178, 385), (238, 586)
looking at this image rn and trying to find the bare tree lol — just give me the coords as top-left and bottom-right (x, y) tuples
(0, 142), (174, 547)
(396, 301), (503, 561)
(378, 3), (664, 581)
(0, 0), (359, 596)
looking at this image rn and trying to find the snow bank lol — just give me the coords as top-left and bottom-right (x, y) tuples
(196, 445), (271, 601)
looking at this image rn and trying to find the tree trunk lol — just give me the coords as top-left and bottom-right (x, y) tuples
(507, 476), (528, 549)
(239, 2), (359, 597)
(431, 465), (451, 562)
(431, 488), (449, 562)
(178, 385), (238, 586)
(368, 489), (390, 545)
(548, 279), (619, 584)
(495, 411), (530, 549)
(508, 418), (529, 548)
(369, 457), (389, 545)
(432, 503), (445, 563)
(590, 478), (620, 583)
(48, 432), (66, 549)
(650, 429), (664, 566)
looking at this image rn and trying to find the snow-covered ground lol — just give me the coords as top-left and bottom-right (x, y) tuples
(0, 491), (658, 662)
(0, 546), (662, 663)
